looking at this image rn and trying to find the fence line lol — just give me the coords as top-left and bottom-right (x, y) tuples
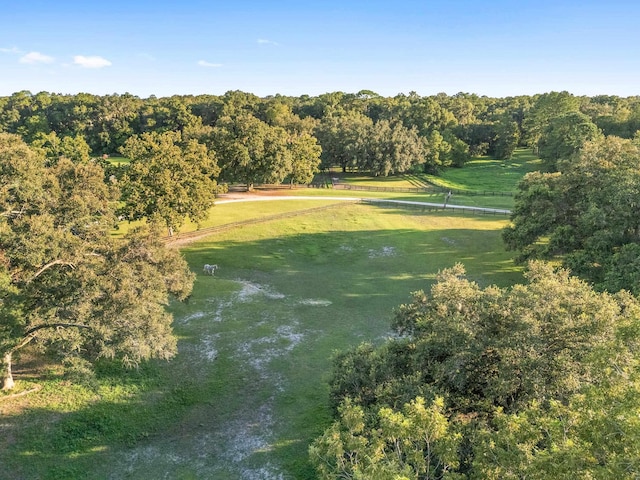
(234, 182), (513, 197)
(166, 197), (510, 246)
(333, 184), (433, 193)
(332, 183), (513, 196)
(165, 202), (347, 245)
(360, 199), (511, 216)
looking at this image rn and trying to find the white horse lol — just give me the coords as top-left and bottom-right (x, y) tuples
(203, 264), (218, 275)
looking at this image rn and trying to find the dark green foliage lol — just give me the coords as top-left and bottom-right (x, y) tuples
(504, 135), (640, 293)
(119, 131), (220, 233)
(537, 111), (601, 170)
(492, 118), (520, 160)
(522, 91), (581, 149)
(314, 111), (373, 172)
(313, 262), (640, 478)
(0, 133), (194, 390)
(210, 113), (294, 188)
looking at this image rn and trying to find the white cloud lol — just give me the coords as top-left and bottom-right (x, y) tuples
(0, 47), (21, 54)
(19, 51), (54, 64)
(198, 60), (223, 67)
(73, 55), (112, 68)
(257, 39), (279, 46)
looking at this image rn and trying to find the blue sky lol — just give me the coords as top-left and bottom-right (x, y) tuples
(1, 0), (638, 98)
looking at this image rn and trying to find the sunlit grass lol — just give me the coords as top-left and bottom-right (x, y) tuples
(423, 148), (543, 193)
(105, 156), (130, 165)
(2, 202), (522, 479)
(319, 148), (541, 194)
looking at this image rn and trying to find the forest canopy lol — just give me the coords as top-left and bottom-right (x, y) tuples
(2, 89), (640, 179)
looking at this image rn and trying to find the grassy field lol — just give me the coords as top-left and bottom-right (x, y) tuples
(423, 148), (543, 193)
(1, 151), (538, 478)
(114, 192), (513, 240)
(0, 203), (522, 480)
(112, 198), (350, 238)
(105, 155), (130, 165)
(308, 148), (541, 210)
(279, 189), (515, 209)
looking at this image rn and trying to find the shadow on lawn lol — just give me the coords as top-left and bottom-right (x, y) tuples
(184, 219), (522, 294)
(2, 212), (523, 480)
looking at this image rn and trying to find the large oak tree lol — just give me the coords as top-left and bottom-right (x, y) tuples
(503, 136), (640, 294)
(0, 133), (194, 390)
(211, 114), (293, 189)
(119, 131), (220, 235)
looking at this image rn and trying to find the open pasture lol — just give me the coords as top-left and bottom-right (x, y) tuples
(1, 201), (521, 479)
(308, 149), (541, 210)
(423, 148), (543, 193)
(272, 187), (515, 210)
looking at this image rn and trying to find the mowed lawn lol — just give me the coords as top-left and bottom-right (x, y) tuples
(423, 148), (543, 193)
(0, 202), (522, 480)
(306, 148), (542, 210)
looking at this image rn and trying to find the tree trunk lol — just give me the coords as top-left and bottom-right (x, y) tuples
(1, 351), (14, 391)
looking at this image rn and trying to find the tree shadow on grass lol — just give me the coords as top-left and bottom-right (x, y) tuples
(2, 207), (523, 479)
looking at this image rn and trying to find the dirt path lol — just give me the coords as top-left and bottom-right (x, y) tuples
(216, 191), (510, 214)
(166, 192), (511, 247)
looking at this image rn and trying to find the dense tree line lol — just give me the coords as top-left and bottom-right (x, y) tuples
(3, 89), (640, 180)
(504, 135), (640, 294)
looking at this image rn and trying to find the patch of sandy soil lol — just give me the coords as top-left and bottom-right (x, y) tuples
(236, 280), (286, 302)
(113, 278), (303, 479)
(368, 246), (397, 258)
(298, 298), (332, 306)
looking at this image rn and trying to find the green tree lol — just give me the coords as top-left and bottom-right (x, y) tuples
(92, 93), (142, 154)
(211, 114), (292, 190)
(492, 117), (520, 160)
(522, 91), (581, 152)
(537, 111), (601, 170)
(314, 112), (373, 172)
(287, 133), (322, 186)
(504, 136), (640, 293)
(472, 378), (640, 479)
(392, 93), (457, 136)
(0, 133), (194, 390)
(361, 120), (425, 176)
(31, 131), (91, 164)
(444, 134), (470, 168)
(119, 131), (220, 235)
(314, 262), (640, 478)
(310, 397), (462, 480)
(423, 130), (452, 173)
(261, 98), (318, 135)
(219, 90), (261, 118)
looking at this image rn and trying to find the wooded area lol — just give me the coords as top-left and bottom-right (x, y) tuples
(1, 89), (640, 478)
(2, 89), (639, 175)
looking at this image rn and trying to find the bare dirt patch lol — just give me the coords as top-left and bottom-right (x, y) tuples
(368, 246), (397, 258)
(236, 280), (286, 302)
(298, 298), (332, 307)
